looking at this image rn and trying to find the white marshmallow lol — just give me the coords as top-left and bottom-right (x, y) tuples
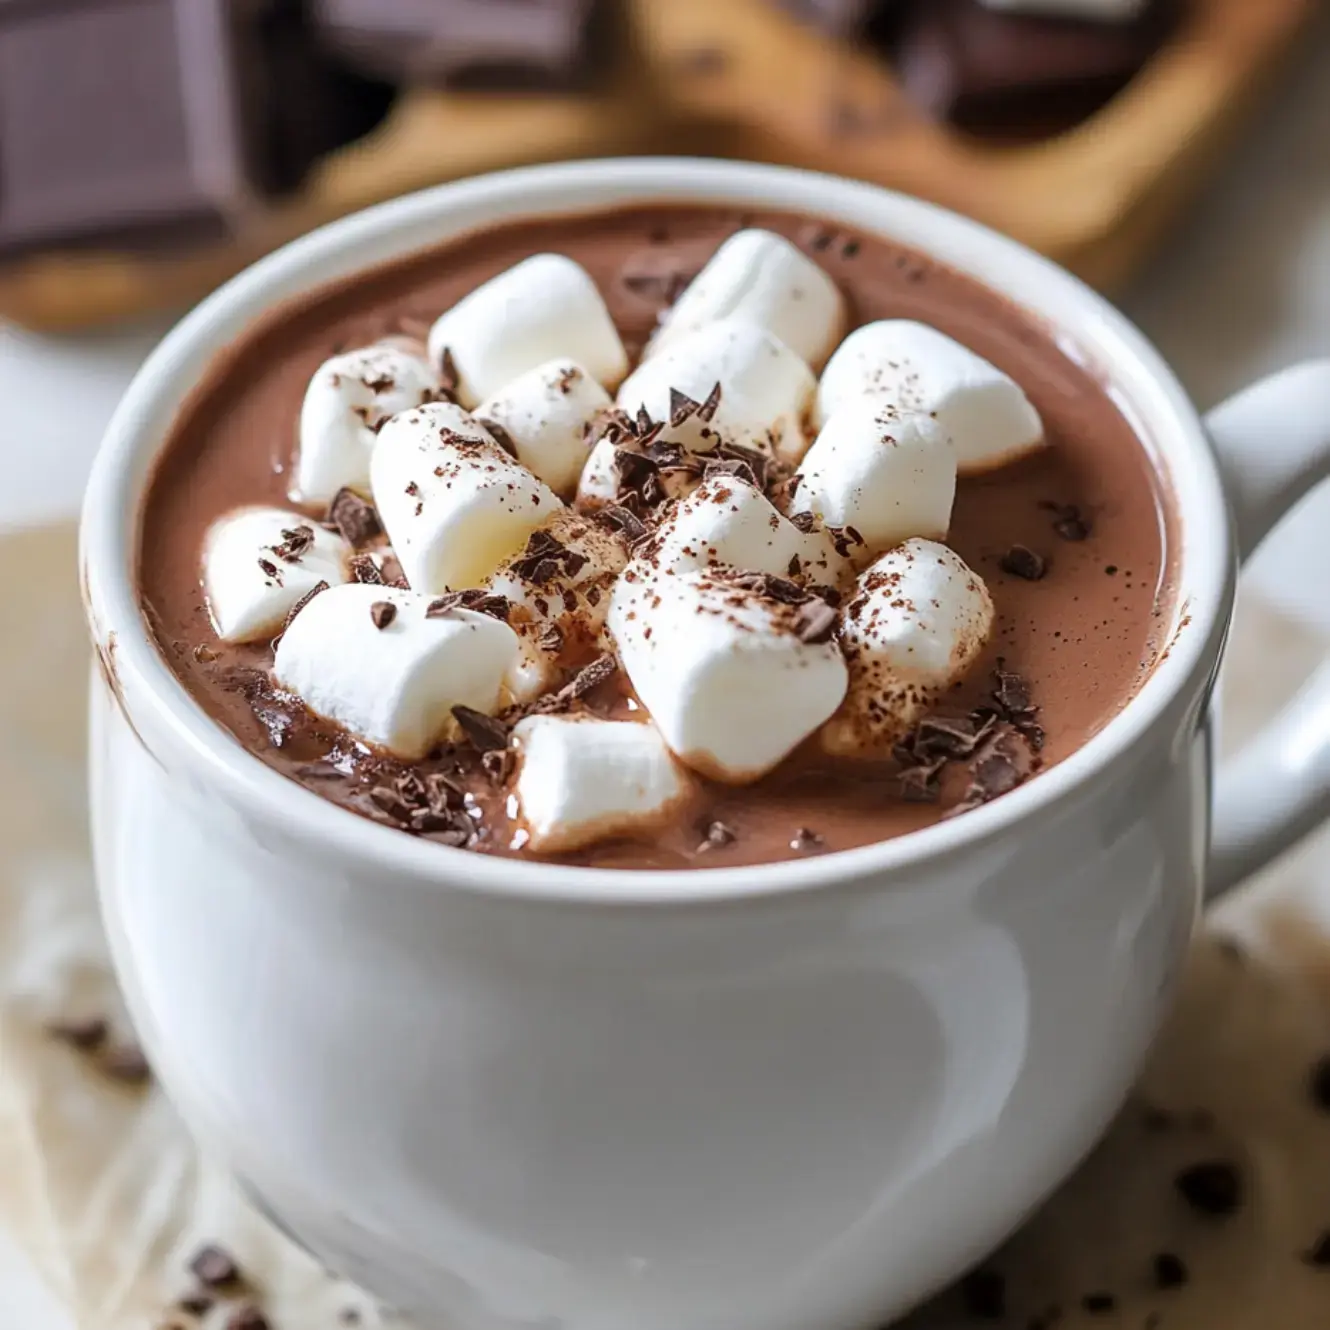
(822, 539), (994, 758)
(486, 510), (629, 701)
(202, 506), (349, 644)
(370, 402), (562, 594)
(817, 320), (1045, 475)
(474, 358), (611, 499)
(648, 229), (846, 371)
(791, 402), (956, 559)
(272, 584), (519, 760)
(608, 566), (848, 782)
(648, 474), (850, 589)
(511, 715), (692, 854)
(294, 343), (439, 504)
(979, 0), (1147, 18)
(575, 437), (700, 511)
(426, 254), (628, 408)
(616, 318), (816, 463)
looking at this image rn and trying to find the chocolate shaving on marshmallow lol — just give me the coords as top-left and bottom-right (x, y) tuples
(822, 539), (995, 758)
(371, 402), (561, 594)
(272, 584), (519, 761)
(203, 506), (349, 644)
(647, 228), (847, 371)
(295, 342), (438, 504)
(426, 254), (628, 408)
(817, 320), (1045, 476)
(511, 715), (693, 854)
(607, 564), (849, 782)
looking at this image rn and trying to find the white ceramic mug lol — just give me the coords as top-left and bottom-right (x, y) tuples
(82, 160), (1330, 1330)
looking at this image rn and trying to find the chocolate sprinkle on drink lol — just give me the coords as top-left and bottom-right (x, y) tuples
(370, 601), (397, 629)
(327, 488), (381, 546)
(189, 1244), (241, 1289)
(999, 544), (1047, 580)
(452, 706), (510, 753)
(1174, 1160), (1243, 1216)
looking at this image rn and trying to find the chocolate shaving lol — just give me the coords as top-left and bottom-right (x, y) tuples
(328, 489), (381, 546)
(437, 347), (460, 403)
(481, 747), (515, 785)
(369, 785), (414, 823)
(48, 1016), (109, 1051)
(725, 570), (808, 605)
(257, 557), (279, 580)
(478, 417), (519, 459)
(538, 624), (565, 653)
(426, 589), (511, 622)
(991, 668), (1033, 718)
(452, 706), (510, 753)
(281, 580), (329, 633)
(585, 406), (635, 450)
(565, 654), (617, 699)
(597, 504), (648, 543)
(188, 1245), (241, 1289)
(697, 819), (737, 852)
(669, 387), (701, 427)
(510, 530), (589, 585)
(370, 601), (397, 630)
(349, 554), (383, 584)
(790, 827), (825, 853)
(793, 598), (837, 644)
(705, 456), (759, 490)
(272, 524), (315, 562)
(898, 762), (945, 803)
(698, 382), (722, 422)
(999, 545), (1047, 580)
(789, 509), (816, 534)
(828, 525), (865, 558)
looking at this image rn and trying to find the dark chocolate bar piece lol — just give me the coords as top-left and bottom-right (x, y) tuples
(0, 0), (249, 254)
(891, 0), (1176, 136)
(311, 0), (599, 88)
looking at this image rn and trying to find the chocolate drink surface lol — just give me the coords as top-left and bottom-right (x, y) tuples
(139, 205), (1173, 869)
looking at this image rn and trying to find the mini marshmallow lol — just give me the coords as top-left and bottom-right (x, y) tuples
(608, 566), (848, 782)
(822, 539), (994, 758)
(575, 437), (701, 511)
(616, 318), (816, 463)
(371, 402), (562, 594)
(486, 510), (629, 701)
(272, 584), (519, 760)
(475, 358), (611, 499)
(648, 474), (850, 589)
(294, 343), (438, 504)
(791, 402), (956, 558)
(648, 229), (846, 370)
(203, 506), (349, 644)
(511, 715), (692, 853)
(426, 254), (628, 408)
(817, 320), (1045, 475)
(979, 0), (1148, 18)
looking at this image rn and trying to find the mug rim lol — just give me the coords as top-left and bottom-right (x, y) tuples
(81, 157), (1233, 906)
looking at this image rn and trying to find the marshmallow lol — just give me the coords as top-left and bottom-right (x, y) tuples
(474, 358), (612, 499)
(575, 437), (700, 511)
(616, 318), (816, 463)
(822, 539), (994, 758)
(648, 229), (846, 371)
(370, 402), (562, 594)
(294, 343), (439, 504)
(486, 510), (629, 701)
(426, 254), (628, 408)
(203, 506), (349, 644)
(647, 474), (850, 588)
(979, 0), (1148, 18)
(817, 321), (1045, 475)
(272, 584), (519, 760)
(511, 715), (692, 853)
(608, 567), (848, 782)
(791, 402), (956, 559)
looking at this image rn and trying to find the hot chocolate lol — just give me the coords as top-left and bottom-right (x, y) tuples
(138, 204), (1173, 869)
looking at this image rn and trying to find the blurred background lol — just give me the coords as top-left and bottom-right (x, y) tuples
(4, 2), (1330, 1326)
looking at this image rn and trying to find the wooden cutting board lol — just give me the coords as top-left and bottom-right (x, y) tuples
(0, 0), (1316, 331)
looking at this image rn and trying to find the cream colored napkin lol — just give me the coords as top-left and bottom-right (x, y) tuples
(6, 522), (1330, 1330)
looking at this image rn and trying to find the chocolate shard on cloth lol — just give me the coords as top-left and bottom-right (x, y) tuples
(310, 0), (602, 88)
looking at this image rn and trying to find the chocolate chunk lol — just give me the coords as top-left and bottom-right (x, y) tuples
(426, 589), (511, 621)
(790, 827), (824, 852)
(102, 1043), (152, 1085)
(789, 510), (817, 534)
(225, 1307), (270, 1330)
(327, 488), (381, 546)
(47, 1016), (109, 1051)
(1152, 1251), (1188, 1289)
(272, 524), (315, 562)
(452, 706), (510, 753)
(970, 749), (1023, 800)
(1174, 1160), (1242, 1217)
(1302, 1232), (1330, 1268)
(369, 601), (397, 630)
(510, 530), (589, 584)
(311, 0), (599, 90)
(1041, 500), (1093, 542)
(697, 819), (738, 852)
(794, 598), (837, 644)
(585, 406), (636, 449)
(598, 504), (648, 543)
(991, 668), (1034, 717)
(1309, 1055), (1330, 1112)
(999, 544), (1047, 580)
(725, 571), (808, 606)
(189, 1245), (241, 1289)
(704, 456), (761, 490)
(281, 580), (330, 632)
(1081, 1292), (1116, 1314)
(898, 762), (943, 803)
(563, 653), (617, 700)
(481, 747), (516, 785)
(960, 1268), (1006, 1320)
(369, 785), (414, 824)
(349, 553), (384, 584)
(257, 557), (280, 580)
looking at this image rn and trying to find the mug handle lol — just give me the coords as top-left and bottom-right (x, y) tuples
(1205, 360), (1330, 900)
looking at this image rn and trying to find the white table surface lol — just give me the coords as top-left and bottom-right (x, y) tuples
(0, 19), (1327, 1323)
